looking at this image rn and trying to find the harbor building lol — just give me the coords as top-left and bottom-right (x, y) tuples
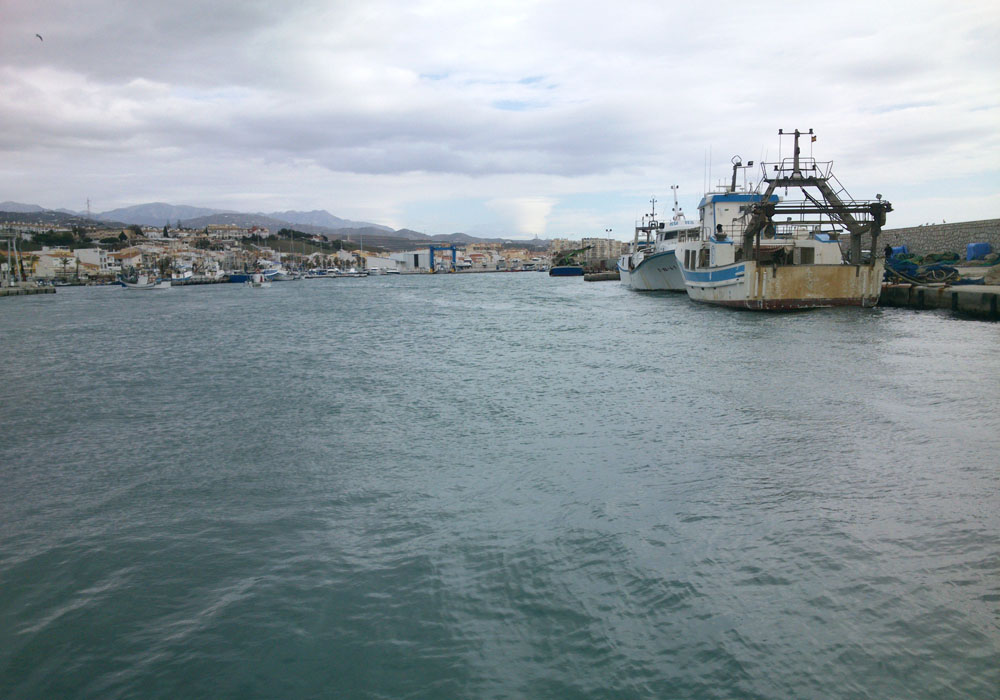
(390, 249), (433, 272)
(581, 237), (627, 270)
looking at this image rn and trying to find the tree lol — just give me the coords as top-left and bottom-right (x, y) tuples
(33, 230), (75, 247)
(158, 255), (173, 277)
(163, 224), (169, 238)
(118, 232), (128, 242)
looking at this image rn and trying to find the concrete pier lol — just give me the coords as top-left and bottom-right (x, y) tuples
(584, 271), (620, 282)
(0, 285), (56, 296)
(880, 283), (1000, 320)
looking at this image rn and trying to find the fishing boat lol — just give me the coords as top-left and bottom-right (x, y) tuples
(549, 265), (584, 276)
(245, 272), (271, 288)
(548, 245), (592, 276)
(120, 274), (171, 290)
(676, 129), (891, 310)
(618, 186), (699, 291)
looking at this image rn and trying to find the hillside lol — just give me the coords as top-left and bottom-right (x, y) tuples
(263, 210), (393, 232)
(2, 200), (552, 249)
(96, 203), (229, 227)
(0, 201), (47, 214)
(0, 209), (120, 228)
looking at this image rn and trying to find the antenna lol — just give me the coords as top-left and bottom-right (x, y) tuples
(670, 184), (683, 221)
(86, 198), (91, 220)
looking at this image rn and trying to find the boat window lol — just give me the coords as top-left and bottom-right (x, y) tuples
(698, 249), (709, 268)
(799, 248), (815, 265)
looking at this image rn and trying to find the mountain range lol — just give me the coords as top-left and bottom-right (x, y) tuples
(0, 201), (549, 250)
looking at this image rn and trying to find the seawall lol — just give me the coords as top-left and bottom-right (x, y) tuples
(880, 283), (1000, 320)
(844, 218), (1000, 256)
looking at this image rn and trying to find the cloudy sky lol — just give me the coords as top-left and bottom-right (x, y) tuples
(2, 0), (998, 239)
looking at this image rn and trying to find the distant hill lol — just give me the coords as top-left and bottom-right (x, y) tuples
(0, 209), (121, 228)
(319, 227), (547, 251)
(264, 209), (392, 232)
(96, 203), (229, 227)
(182, 212), (306, 231)
(0, 201), (47, 213)
(94, 203), (393, 234)
(1, 200), (550, 249)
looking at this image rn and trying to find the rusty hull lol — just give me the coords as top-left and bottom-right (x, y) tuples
(694, 261), (884, 310)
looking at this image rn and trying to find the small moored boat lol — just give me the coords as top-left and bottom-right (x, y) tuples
(120, 274), (171, 290)
(245, 272), (271, 288)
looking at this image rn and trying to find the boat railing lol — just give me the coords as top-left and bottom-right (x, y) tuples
(765, 158), (834, 181)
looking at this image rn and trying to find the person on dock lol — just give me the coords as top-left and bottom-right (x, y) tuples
(884, 243), (893, 260)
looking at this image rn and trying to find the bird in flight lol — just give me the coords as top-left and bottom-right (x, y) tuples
(36, 33), (43, 41)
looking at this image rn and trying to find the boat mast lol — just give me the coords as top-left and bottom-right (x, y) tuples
(671, 185), (681, 222)
(647, 196), (656, 242)
(741, 128), (891, 264)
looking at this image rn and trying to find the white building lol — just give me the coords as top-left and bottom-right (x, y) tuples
(363, 254), (399, 272)
(581, 237), (627, 268)
(34, 248), (78, 279)
(74, 248), (113, 274)
(390, 249), (432, 271)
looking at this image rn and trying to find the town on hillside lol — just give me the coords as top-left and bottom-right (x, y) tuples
(1, 220), (628, 284)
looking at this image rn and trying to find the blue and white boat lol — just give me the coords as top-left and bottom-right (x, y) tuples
(119, 273), (171, 290)
(245, 272), (271, 288)
(618, 186), (699, 291)
(676, 130), (890, 310)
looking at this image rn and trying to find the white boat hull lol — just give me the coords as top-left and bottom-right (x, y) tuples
(121, 275), (171, 290)
(681, 260), (884, 309)
(246, 273), (271, 288)
(618, 248), (685, 291)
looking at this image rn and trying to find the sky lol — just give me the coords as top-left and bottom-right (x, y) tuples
(1, 0), (998, 240)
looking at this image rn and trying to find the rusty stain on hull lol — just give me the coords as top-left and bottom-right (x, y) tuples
(749, 262), (883, 308)
(686, 260), (884, 310)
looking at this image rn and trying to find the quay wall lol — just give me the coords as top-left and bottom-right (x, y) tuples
(880, 283), (1000, 320)
(843, 218), (1000, 256)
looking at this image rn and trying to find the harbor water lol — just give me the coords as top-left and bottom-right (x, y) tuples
(1, 274), (998, 699)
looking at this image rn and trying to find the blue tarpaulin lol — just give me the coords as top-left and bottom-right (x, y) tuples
(966, 242), (991, 261)
(890, 245), (908, 258)
(885, 259), (959, 283)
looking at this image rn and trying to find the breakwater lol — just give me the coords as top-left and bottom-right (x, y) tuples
(843, 218), (1000, 256)
(0, 285), (55, 297)
(880, 282), (1000, 320)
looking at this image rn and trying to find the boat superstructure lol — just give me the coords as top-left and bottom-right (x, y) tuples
(618, 186), (700, 291)
(676, 129), (891, 310)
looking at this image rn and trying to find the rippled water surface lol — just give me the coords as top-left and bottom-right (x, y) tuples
(2, 275), (998, 699)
